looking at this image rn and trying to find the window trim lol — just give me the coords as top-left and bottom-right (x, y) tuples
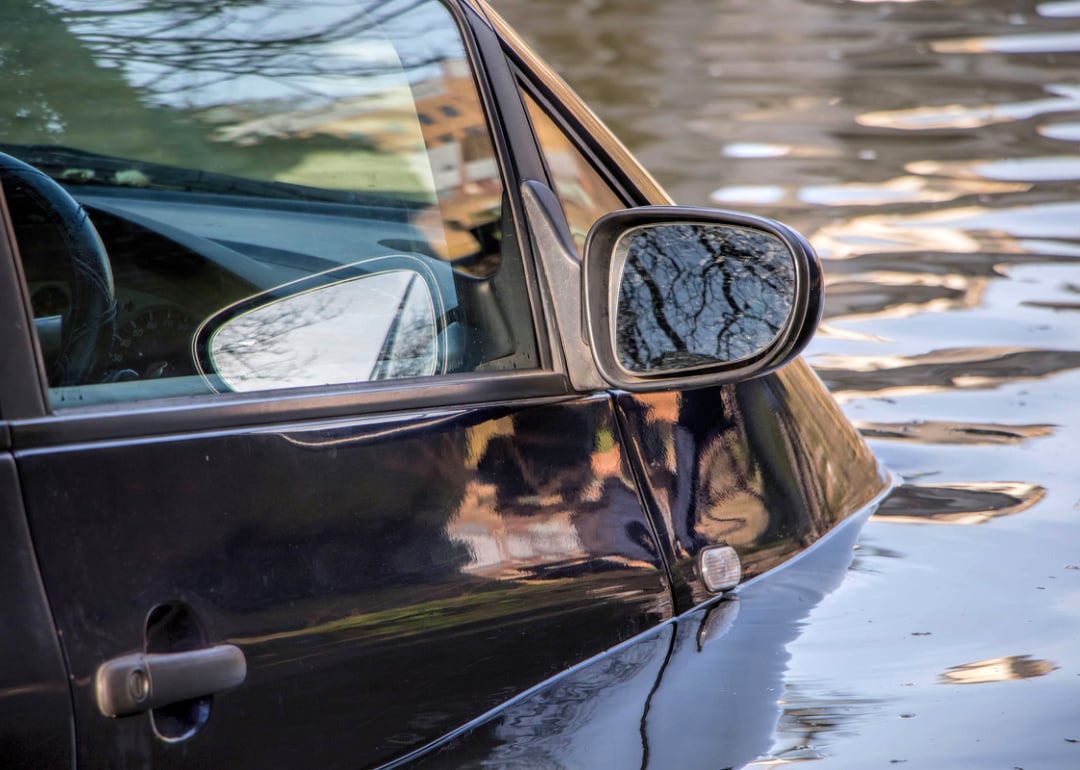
(0, 182), (48, 423)
(9, 370), (572, 449)
(457, 0), (555, 370)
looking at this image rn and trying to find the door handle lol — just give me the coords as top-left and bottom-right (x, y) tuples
(95, 645), (246, 718)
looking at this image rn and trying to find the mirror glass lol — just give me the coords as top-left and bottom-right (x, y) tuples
(207, 270), (438, 392)
(613, 223), (796, 374)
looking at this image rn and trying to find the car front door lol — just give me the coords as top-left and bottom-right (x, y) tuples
(0, 1), (672, 767)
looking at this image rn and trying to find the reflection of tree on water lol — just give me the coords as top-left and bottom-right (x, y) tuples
(616, 224), (794, 372)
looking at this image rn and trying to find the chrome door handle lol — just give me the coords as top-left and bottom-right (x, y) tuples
(95, 644), (246, 718)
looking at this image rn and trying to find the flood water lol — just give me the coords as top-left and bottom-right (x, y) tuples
(496, 0), (1080, 766)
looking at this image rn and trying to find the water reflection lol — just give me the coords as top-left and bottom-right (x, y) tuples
(712, 176), (1026, 208)
(932, 31), (1080, 54)
(857, 85), (1080, 131)
(908, 157), (1080, 182)
(721, 142), (841, 160)
(821, 271), (986, 328)
(747, 687), (882, 767)
(856, 420), (1055, 445)
(798, 176), (1026, 207)
(1039, 121), (1080, 141)
(941, 655), (1058, 685)
(1038, 1), (1080, 17)
(812, 201), (1080, 261)
(815, 347), (1080, 401)
(872, 481), (1046, 525)
(496, 0), (1080, 763)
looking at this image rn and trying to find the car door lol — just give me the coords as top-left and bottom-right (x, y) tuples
(0, 2), (672, 767)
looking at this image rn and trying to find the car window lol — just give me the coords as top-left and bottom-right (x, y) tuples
(521, 91), (626, 255)
(0, 0), (536, 408)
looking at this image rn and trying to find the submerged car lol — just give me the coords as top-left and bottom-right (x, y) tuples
(0, 0), (888, 767)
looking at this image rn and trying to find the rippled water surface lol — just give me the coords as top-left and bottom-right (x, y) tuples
(497, 0), (1080, 766)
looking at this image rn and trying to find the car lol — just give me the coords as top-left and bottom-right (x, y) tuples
(0, 0), (889, 767)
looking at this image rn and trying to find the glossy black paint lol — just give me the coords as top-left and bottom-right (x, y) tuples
(399, 499), (876, 769)
(17, 397), (671, 767)
(0, 456), (72, 768)
(614, 360), (885, 612)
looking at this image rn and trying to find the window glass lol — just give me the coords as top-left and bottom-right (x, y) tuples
(522, 91), (626, 255)
(0, 0), (535, 408)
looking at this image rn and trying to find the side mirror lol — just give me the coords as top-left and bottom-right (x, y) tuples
(194, 257), (450, 393)
(582, 207), (823, 391)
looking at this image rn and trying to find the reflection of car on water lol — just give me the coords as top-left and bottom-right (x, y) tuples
(0, 0), (888, 767)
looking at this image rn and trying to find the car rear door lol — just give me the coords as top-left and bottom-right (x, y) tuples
(0, 1), (672, 767)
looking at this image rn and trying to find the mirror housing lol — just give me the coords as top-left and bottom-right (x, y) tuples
(582, 207), (823, 392)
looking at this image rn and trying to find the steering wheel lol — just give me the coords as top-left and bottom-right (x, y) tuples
(0, 152), (116, 387)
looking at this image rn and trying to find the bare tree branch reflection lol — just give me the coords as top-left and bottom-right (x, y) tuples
(51, 0), (461, 102)
(212, 292), (333, 387)
(372, 273), (439, 379)
(211, 270), (437, 391)
(616, 224), (795, 373)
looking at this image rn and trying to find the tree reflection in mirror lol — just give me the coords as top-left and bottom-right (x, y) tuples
(207, 270), (438, 392)
(614, 224), (796, 374)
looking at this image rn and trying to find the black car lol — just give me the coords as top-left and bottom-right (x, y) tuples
(0, 1), (888, 767)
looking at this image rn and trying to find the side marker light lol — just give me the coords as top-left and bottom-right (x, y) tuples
(699, 545), (742, 593)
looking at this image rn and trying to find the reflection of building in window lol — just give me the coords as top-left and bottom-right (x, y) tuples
(211, 59), (504, 276)
(523, 93), (625, 254)
(406, 60), (503, 274)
